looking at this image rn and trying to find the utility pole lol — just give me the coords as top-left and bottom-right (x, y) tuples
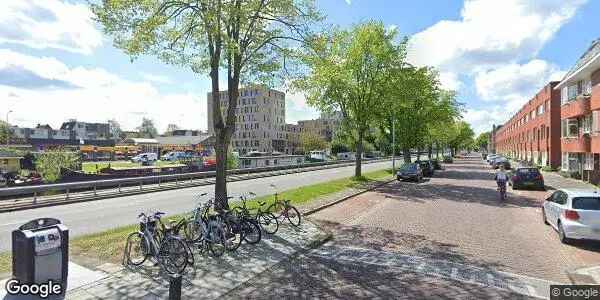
(5, 110), (12, 147)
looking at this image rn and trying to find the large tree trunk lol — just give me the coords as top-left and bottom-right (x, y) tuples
(355, 130), (364, 177)
(214, 138), (229, 211)
(435, 142), (440, 159)
(402, 148), (411, 163)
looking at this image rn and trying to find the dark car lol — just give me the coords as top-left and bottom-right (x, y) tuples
(431, 159), (443, 170)
(396, 163), (423, 182)
(509, 167), (544, 190)
(416, 160), (435, 177)
(443, 156), (453, 163)
(491, 157), (511, 170)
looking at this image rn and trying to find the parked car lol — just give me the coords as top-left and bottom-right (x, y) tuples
(416, 160), (435, 177)
(443, 156), (453, 163)
(543, 189), (600, 244)
(131, 152), (158, 163)
(509, 167), (544, 190)
(0, 175), (6, 188)
(162, 151), (192, 161)
(486, 154), (499, 164)
(491, 158), (511, 170)
(396, 163), (423, 182)
(431, 159), (443, 170)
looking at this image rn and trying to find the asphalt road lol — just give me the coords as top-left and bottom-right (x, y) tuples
(0, 160), (393, 252)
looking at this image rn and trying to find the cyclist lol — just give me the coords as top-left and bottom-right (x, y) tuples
(494, 165), (508, 200)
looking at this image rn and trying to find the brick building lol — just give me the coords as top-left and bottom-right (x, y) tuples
(494, 82), (562, 168)
(554, 38), (600, 182)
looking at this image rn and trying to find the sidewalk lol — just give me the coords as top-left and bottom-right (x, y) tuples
(66, 221), (329, 299)
(541, 170), (596, 190)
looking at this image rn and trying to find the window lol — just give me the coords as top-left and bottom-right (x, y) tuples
(584, 153), (594, 170)
(572, 197), (600, 210)
(568, 84), (578, 101)
(585, 80), (593, 95)
(537, 104), (544, 115)
(593, 111), (600, 133)
(562, 86), (568, 104)
(561, 118), (579, 138)
(583, 115), (592, 134)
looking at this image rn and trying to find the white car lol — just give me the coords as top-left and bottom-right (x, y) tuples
(542, 189), (600, 244)
(131, 153), (158, 163)
(486, 154), (499, 163)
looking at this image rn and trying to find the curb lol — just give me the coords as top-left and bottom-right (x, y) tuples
(302, 177), (396, 216)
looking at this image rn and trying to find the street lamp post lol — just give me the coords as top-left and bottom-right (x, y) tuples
(5, 110), (12, 147)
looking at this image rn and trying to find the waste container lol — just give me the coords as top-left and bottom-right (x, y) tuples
(12, 218), (69, 293)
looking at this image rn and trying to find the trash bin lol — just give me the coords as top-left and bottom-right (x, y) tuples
(12, 218), (69, 293)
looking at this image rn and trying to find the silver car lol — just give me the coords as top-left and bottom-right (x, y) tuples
(543, 189), (600, 244)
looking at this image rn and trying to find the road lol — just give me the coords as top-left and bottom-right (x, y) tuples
(228, 155), (600, 299)
(0, 160), (393, 252)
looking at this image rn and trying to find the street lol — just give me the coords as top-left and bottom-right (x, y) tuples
(228, 155), (600, 299)
(0, 160), (392, 252)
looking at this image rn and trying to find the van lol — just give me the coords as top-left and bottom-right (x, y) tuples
(131, 152), (158, 163)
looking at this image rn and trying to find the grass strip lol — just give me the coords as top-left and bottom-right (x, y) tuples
(0, 168), (393, 273)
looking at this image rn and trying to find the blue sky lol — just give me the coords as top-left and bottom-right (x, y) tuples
(1, 0), (598, 134)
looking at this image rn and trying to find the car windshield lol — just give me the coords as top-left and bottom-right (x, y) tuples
(572, 197), (600, 210)
(401, 164), (417, 171)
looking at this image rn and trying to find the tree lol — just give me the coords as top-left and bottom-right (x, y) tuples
(136, 118), (158, 138)
(108, 119), (123, 141)
(448, 121), (475, 156)
(93, 0), (321, 210)
(330, 142), (350, 155)
(475, 131), (490, 151)
(297, 21), (400, 177)
(0, 120), (14, 145)
(300, 132), (327, 154)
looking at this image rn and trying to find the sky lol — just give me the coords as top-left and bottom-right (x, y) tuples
(0, 0), (599, 135)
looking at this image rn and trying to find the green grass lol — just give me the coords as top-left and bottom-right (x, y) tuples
(81, 161), (185, 174)
(0, 168), (393, 274)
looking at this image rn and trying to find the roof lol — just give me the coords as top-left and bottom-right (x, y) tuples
(561, 189), (600, 198)
(557, 38), (600, 88)
(125, 138), (159, 144)
(154, 135), (211, 145)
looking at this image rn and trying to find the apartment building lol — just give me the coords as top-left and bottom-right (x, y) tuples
(284, 123), (302, 155)
(555, 39), (600, 182)
(494, 82), (562, 168)
(11, 120), (114, 149)
(297, 112), (342, 142)
(207, 86), (287, 155)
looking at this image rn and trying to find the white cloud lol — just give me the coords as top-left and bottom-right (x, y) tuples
(142, 73), (173, 84)
(407, 0), (586, 71)
(344, 0), (351, 5)
(285, 90), (319, 124)
(0, 49), (206, 132)
(438, 72), (462, 91)
(464, 107), (510, 134)
(0, 0), (103, 54)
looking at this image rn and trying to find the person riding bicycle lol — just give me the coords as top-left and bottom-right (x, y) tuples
(494, 165), (508, 191)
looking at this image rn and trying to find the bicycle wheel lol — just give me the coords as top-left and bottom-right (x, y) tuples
(267, 201), (285, 218)
(125, 232), (148, 266)
(158, 236), (188, 275)
(242, 219), (262, 244)
(285, 206), (301, 227)
(208, 222), (226, 257)
(223, 219), (242, 252)
(258, 212), (279, 234)
(184, 219), (202, 243)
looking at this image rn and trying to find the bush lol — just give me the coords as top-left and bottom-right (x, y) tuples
(35, 150), (81, 183)
(540, 166), (556, 172)
(559, 170), (581, 179)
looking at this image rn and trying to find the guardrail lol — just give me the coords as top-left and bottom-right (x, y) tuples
(0, 157), (393, 211)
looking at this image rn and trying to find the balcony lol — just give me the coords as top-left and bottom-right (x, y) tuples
(562, 134), (591, 153)
(562, 96), (590, 119)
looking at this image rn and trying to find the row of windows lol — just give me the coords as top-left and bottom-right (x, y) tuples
(496, 125), (548, 145)
(502, 100), (550, 134)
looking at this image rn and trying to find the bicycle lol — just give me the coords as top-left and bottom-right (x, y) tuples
(234, 192), (279, 235)
(217, 203), (262, 247)
(497, 180), (507, 202)
(266, 184), (301, 227)
(123, 211), (189, 275)
(175, 195), (227, 257)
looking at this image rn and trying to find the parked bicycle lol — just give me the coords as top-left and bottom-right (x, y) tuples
(123, 211), (189, 275)
(218, 204), (262, 247)
(175, 195), (227, 257)
(267, 184), (301, 227)
(234, 192), (279, 234)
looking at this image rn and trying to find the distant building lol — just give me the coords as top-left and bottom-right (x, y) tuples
(284, 124), (302, 154)
(207, 86), (287, 155)
(297, 112), (342, 142)
(10, 120), (114, 150)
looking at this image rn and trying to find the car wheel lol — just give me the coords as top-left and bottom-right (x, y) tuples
(397, 176), (401, 181)
(542, 207), (549, 225)
(512, 184), (518, 190)
(558, 222), (571, 244)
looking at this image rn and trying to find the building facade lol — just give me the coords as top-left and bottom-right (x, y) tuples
(494, 82), (562, 168)
(10, 120), (114, 149)
(207, 86), (287, 155)
(297, 112), (342, 143)
(555, 39), (600, 182)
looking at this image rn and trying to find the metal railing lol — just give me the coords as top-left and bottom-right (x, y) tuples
(0, 157), (392, 210)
